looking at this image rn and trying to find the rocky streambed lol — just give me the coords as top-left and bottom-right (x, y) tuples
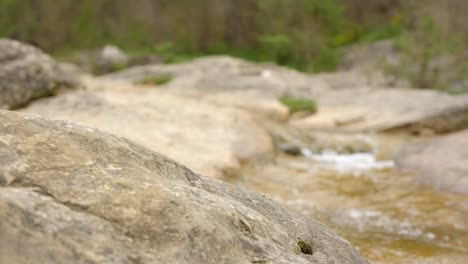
(235, 134), (468, 264)
(1, 39), (468, 263)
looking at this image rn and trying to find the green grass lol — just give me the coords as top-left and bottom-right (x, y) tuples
(280, 95), (317, 114)
(136, 74), (173, 86)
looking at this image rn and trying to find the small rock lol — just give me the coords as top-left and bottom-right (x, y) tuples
(100, 45), (128, 66)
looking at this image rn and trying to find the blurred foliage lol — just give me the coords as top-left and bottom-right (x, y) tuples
(280, 95), (318, 114)
(136, 74), (173, 86)
(0, 0), (466, 85)
(0, 0), (346, 72)
(385, 17), (468, 92)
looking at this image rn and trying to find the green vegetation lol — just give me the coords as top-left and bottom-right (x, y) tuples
(384, 17), (468, 92)
(0, 0), (466, 89)
(0, 0), (347, 72)
(136, 75), (173, 86)
(280, 95), (317, 114)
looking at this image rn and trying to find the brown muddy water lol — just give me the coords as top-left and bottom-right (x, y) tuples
(233, 134), (468, 263)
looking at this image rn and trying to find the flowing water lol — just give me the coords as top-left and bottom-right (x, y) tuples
(233, 134), (468, 263)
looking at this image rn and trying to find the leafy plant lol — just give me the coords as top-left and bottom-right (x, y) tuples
(280, 95), (317, 114)
(136, 74), (173, 86)
(385, 17), (466, 91)
(259, 34), (294, 66)
(310, 47), (341, 72)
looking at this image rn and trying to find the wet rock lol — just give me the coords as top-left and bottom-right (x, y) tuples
(278, 143), (302, 156)
(0, 110), (369, 264)
(397, 129), (468, 194)
(269, 123), (376, 155)
(103, 56), (468, 133)
(0, 38), (79, 110)
(20, 79), (274, 179)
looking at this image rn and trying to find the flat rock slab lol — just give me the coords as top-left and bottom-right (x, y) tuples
(0, 110), (368, 264)
(104, 56), (468, 133)
(20, 80), (273, 179)
(290, 87), (468, 133)
(397, 129), (468, 194)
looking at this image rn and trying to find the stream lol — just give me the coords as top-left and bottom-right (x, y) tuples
(233, 134), (468, 263)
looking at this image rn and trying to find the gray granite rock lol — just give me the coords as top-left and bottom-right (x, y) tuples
(0, 39), (78, 109)
(0, 110), (369, 264)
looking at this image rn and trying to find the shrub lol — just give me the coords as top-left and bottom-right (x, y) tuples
(280, 95), (317, 114)
(385, 17), (467, 91)
(136, 74), (173, 86)
(259, 34), (294, 66)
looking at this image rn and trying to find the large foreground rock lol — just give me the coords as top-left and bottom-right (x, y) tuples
(20, 80), (274, 179)
(104, 56), (468, 133)
(0, 110), (368, 264)
(0, 39), (79, 110)
(397, 129), (468, 194)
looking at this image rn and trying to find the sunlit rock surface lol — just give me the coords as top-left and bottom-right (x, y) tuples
(0, 110), (369, 264)
(104, 56), (468, 133)
(20, 79), (274, 179)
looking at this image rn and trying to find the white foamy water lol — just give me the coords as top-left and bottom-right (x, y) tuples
(332, 208), (438, 240)
(301, 149), (394, 173)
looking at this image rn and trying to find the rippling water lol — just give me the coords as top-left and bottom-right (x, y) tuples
(233, 135), (468, 263)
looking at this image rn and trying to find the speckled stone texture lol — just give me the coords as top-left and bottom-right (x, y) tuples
(0, 110), (368, 264)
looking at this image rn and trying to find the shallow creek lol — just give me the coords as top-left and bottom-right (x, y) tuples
(232, 134), (468, 263)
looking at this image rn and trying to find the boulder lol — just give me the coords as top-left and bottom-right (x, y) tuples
(0, 110), (368, 264)
(397, 129), (468, 194)
(0, 38), (79, 110)
(20, 79), (274, 179)
(73, 45), (164, 75)
(103, 56), (468, 133)
(74, 45), (129, 74)
(100, 45), (128, 66)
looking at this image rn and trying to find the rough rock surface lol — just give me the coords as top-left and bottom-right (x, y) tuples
(104, 56), (468, 132)
(0, 110), (368, 264)
(0, 38), (78, 110)
(20, 80), (274, 179)
(397, 129), (468, 194)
